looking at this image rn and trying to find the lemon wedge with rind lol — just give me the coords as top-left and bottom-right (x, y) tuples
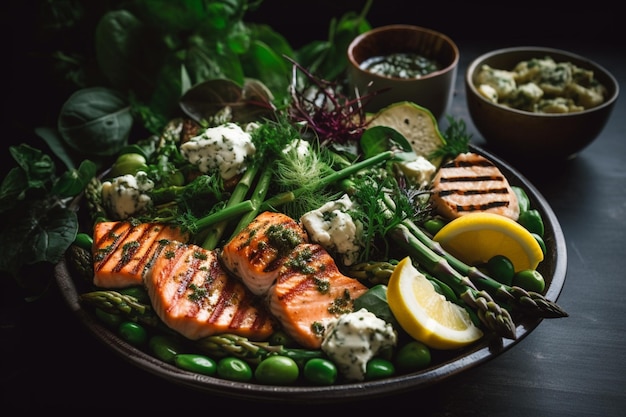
(366, 101), (446, 167)
(433, 212), (544, 273)
(387, 257), (484, 350)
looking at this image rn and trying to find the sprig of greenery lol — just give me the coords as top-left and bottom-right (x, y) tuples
(428, 116), (472, 161)
(0, 145), (96, 291)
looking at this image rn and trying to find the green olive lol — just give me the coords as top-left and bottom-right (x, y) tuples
(118, 321), (148, 347)
(303, 358), (338, 386)
(364, 358), (395, 380)
(513, 269), (546, 293)
(254, 355), (300, 385)
(487, 255), (515, 286)
(149, 335), (184, 364)
(108, 153), (148, 177)
(217, 357), (253, 382)
(394, 340), (431, 371)
(174, 354), (217, 376)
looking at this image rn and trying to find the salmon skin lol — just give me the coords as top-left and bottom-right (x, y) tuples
(145, 241), (276, 341)
(267, 243), (369, 349)
(430, 152), (520, 221)
(92, 221), (189, 288)
(221, 211), (309, 296)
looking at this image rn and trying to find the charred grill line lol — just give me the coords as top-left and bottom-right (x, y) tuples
(439, 175), (504, 182)
(437, 187), (510, 197)
(456, 201), (511, 212)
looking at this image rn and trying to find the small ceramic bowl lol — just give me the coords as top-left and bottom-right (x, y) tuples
(347, 24), (459, 120)
(465, 46), (619, 159)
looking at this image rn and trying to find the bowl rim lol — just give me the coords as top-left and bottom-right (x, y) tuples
(465, 46), (619, 118)
(54, 144), (568, 403)
(347, 24), (460, 82)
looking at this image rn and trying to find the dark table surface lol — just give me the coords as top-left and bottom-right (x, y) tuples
(2, 2), (625, 414)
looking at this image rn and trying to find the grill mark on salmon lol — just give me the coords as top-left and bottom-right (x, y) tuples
(430, 152), (519, 220)
(221, 211), (309, 296)
(145, 241), (276, 341)
(267, 243), (368, 349)
(92, 221), (189, 288)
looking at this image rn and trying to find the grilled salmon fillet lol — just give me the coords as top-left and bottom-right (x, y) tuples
(221, 211), (309, 296)
(92, 221), (189, 288)
(430, 152), (520, 221)
(267, 243), (369, 349)
(145, 240), (276, 341)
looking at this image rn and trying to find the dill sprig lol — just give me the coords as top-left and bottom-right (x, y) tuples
(429, 115), (472, 161)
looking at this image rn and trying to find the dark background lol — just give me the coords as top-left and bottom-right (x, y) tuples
(3, 0), (622, 167)
(2, 1), (625, 414)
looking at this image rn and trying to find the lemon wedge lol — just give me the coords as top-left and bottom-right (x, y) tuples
(366, 101), (446, 167)
(433, 212), (544, 272)
(387, 257), (484, 350)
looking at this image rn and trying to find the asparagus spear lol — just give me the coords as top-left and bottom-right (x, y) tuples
(195, 334), (323, 366)
(201, 159), (262, 249)
(388, 223), (517, 339)
(79, 290), (323, 366)
(401, 217), (568, 319)
(80, 290), (162, 328)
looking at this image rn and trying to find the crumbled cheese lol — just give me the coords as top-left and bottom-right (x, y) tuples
(300, 194), (363, 266)
(282, 138), (311, 159)
(396, 155), (437, 188)
(321, 308), (397, 381)
(180, 122), (256, 180)
(101, 171), (154, 220)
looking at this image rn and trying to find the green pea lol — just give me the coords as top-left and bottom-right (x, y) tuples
(394, 340), (431, 371)
(364, 358), (395, 380)
(217, 357), (253, 382)
(513, 269), (546, 293)
(174, 354), (217, 376)
(149, 335), (184, 364)
(518, 209), (544, 237)
(424, 218), (446, 236)
(95, 307), (123, 329)
(73, 233), (93, 251)
(118, 321), (148, 347)
(303, 358), (338, 386)
(532, 233), (547, 256)
(254, 355), (300, 385)
(487, 255), (515, 286)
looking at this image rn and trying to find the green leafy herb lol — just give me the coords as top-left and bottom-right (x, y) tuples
(428, 116), (472, 161)
(0, 145), (96, 291)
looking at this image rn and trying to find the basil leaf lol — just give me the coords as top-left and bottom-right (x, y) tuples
(0, 204), (78, 276)
(51, 159), (97, 198)
(57, 87), (133, 156)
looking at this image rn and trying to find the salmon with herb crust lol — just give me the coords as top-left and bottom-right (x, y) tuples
(267, 243), (369, 349)
(92, 221), (189, 289)
(144, 240), (276, 341)
(220, 211), (309, 296)
(430, 152), (520, 221)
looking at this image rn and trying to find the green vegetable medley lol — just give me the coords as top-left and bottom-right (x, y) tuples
(1, 0), (567, 387)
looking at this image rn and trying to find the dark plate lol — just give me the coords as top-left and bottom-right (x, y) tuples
(54, 143), (567, 403)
